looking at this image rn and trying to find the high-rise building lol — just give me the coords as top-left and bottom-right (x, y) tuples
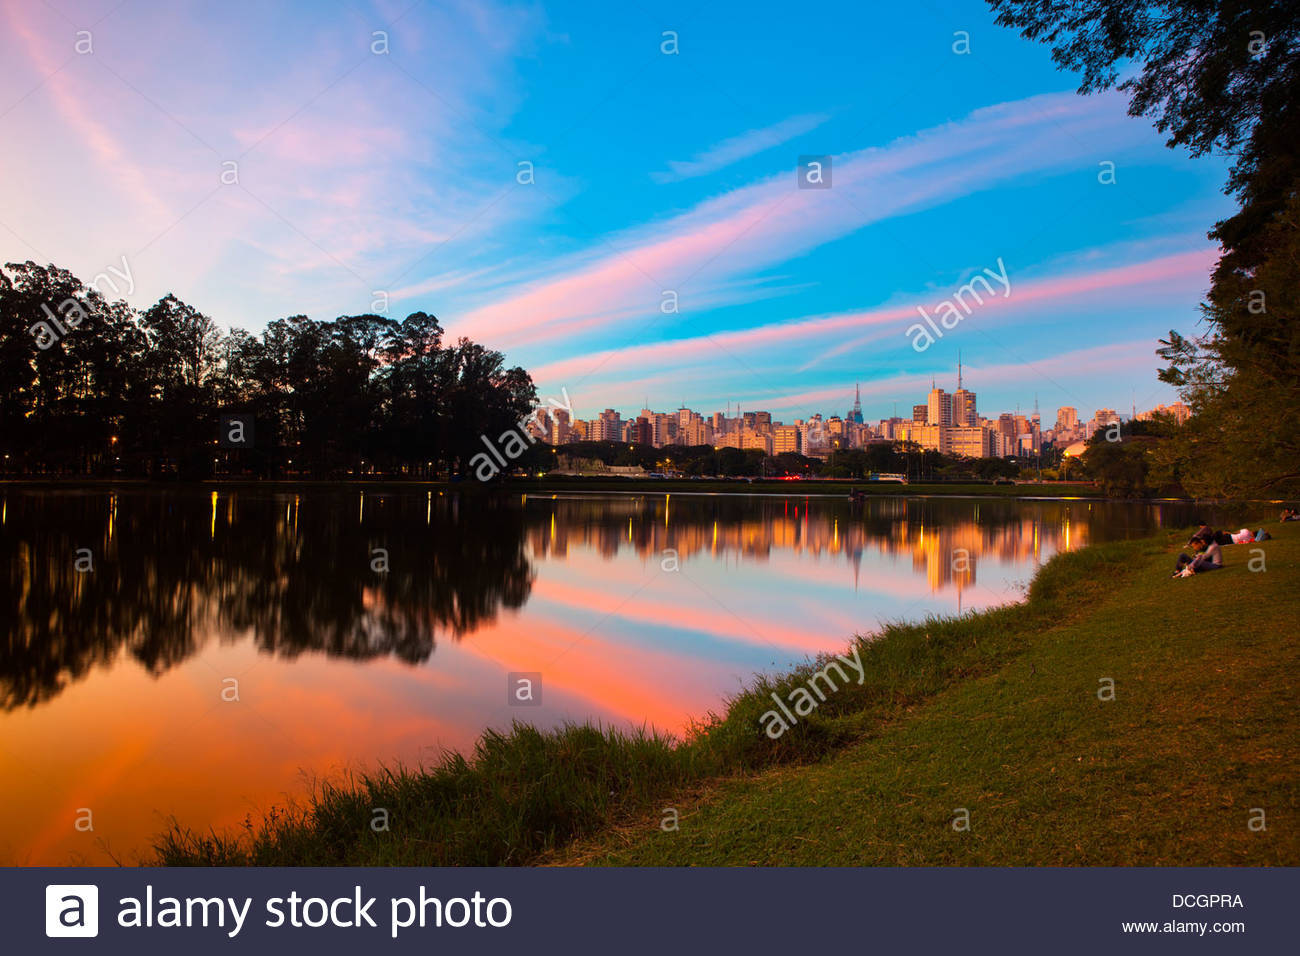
(741, 429), (772, 454)
(772, 425), (800, 454)
(951, 388), (977, 426)
(549, 409), (571, 444)
(628, 416), (653, 445)
(951, 359), (977, 427)
(1139, 401), (1191, 425)
(948, 425), (992, 458)
(912, 404), (928, 424)
(1055, 406), (1078, 432)
(927, 387), (952, 427)
(592, 409), (622, 442)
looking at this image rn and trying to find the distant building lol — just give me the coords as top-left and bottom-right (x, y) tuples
(927, 387), (952, 427)
(772, 425), (801, 454)
(628, 416), (653, 445)
(1139, 401), (1191, 425)
(951, 388), (977, 427)
(947, 425), (992, 458)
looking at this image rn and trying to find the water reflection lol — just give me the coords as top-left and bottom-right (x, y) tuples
(2, 490), (1200, 715)
(2, 490), (534, 710)
(0, 487), (1204, 864)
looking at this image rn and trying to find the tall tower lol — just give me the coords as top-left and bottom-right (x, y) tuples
(951, 354), (976, 427)
(848, 383), (864, 425)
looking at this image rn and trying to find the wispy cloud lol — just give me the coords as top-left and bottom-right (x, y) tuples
(650, 112), (830, 183)
(528, 246), (1215, 389)
(450, 90), (1154, 350)
(0, 0), (544, 323)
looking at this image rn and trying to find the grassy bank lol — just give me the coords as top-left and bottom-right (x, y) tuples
(155, 523), (1298, 866)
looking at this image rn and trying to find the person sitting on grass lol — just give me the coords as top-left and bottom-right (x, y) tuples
(1282, 508), (1300, 522)
(1189, 526), (1238, 547)
(1173, 538), (1223, 577)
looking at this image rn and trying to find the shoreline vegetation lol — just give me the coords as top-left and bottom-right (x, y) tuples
(6, 475), (1296, 506)
(153, 519), (1298, 866)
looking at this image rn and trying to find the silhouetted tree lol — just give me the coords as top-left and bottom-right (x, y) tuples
(989, 0), (1300, 495)
(0, 262), (537, 479)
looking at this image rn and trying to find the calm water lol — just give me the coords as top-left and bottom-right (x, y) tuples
(0, 487), (1203, 864)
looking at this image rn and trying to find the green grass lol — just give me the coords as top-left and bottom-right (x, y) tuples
(154, 523), (1299, 866)
(560, 524), (1299, 866)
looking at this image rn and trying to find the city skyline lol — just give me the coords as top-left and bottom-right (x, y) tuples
(534, 365), (1190, 460)
(0, 1), (1228, 423)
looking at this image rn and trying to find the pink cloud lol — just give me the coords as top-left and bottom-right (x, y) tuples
(530, 246), (1216, 390)
(449, 90), (1147, 349)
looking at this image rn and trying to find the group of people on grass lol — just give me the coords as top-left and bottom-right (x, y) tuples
(1172, 519), (1278, 577)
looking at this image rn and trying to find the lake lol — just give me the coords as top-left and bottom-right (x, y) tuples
(0, 487), (1205, 864)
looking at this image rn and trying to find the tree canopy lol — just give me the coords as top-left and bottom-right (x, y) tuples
(990, 0), (1300, 496)
(0, 261), (537, 478)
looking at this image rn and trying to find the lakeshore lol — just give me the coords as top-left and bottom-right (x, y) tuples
(0, 475), (1110, 499)
(154, 517), (1298, 867)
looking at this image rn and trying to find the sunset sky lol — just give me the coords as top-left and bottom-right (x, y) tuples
(1, 0), (1230, 420)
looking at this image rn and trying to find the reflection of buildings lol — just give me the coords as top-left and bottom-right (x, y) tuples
(523, 495), (1117, 602)
(3, 488), (1182, 712)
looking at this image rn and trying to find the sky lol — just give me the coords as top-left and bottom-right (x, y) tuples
(0, 0), (1232, 424)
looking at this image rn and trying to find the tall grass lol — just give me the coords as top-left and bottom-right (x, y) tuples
(155, 537), (1145, 866)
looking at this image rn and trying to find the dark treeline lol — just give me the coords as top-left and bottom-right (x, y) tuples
(551, 439), (1021, 480)
(0, 261), (536, 478)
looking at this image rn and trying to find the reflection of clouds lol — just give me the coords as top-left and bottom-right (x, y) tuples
(0, 489), (1194, 865)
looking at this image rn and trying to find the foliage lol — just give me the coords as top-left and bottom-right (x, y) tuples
(0, 263), (536, 478)
(990, 0), (1300, 497)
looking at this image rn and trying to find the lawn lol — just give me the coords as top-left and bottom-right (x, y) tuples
(157, 521), (1297, 866)
(557, 524), (1298, 865)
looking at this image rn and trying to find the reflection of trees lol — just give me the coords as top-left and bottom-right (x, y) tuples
(0, 490), (535, 710)
(2, 489), (1195, 711)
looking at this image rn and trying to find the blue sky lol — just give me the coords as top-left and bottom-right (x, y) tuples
(1, 0), (1231, 422)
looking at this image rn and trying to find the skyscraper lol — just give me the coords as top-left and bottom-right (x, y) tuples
(847, 383), (864, 425)
(951, 359), (977, 426)
(927, 387), (952, 426)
